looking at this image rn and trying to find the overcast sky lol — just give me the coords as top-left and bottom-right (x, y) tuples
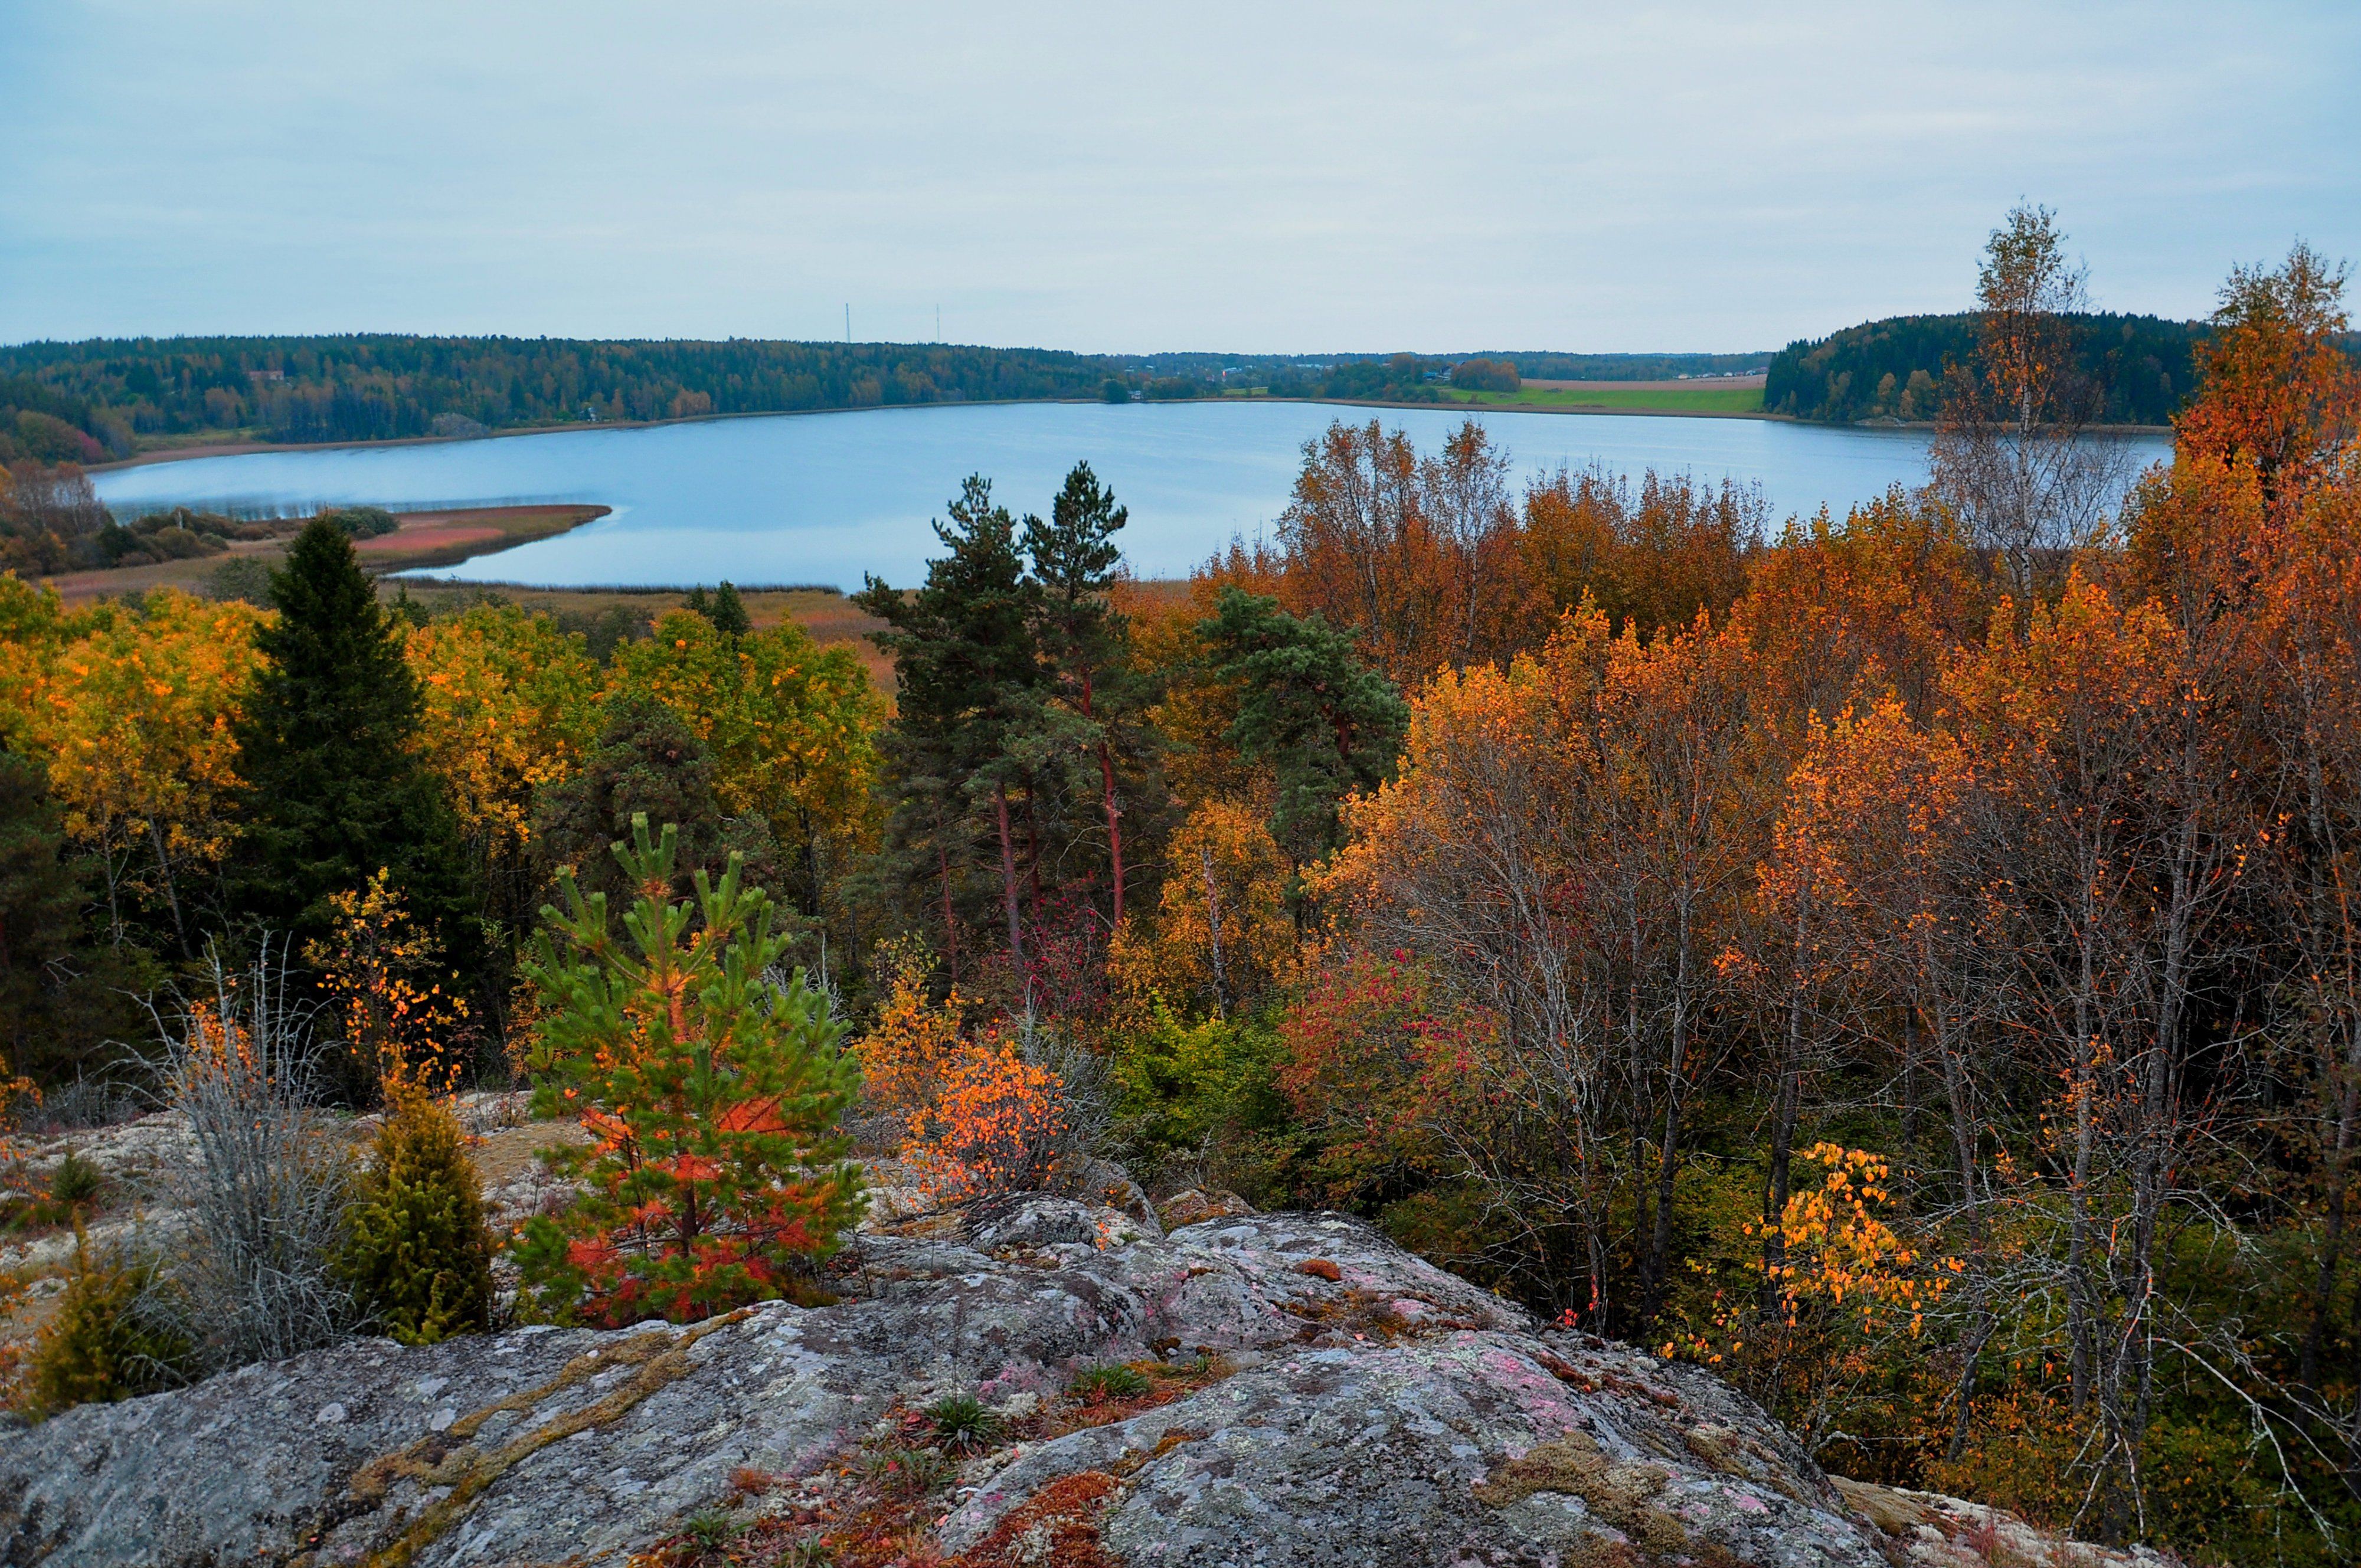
(3, 1), (2355, 355)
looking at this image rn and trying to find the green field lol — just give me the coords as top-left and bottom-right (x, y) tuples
(1434, 384), (1765, 414)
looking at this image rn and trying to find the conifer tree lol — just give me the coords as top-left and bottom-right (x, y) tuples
(514, 816), (862, 1325)
(1198, 588), (1408, 868)
(531, 698), (780, 908)
(707, 580), (751, 635)
(0, 751), (82, 1068)
(855, 476), (1041, 971)
(1021, 462), (1164, 925)
(232, 520), (469, 958)
(339, 1094), (495, 1344)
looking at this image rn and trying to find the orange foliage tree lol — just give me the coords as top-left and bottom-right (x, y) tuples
(2175, 241), (2359, 501)
(848, 942), (1077, 1202)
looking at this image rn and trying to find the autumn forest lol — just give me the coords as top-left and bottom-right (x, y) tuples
(4, 211), (2360, 1561)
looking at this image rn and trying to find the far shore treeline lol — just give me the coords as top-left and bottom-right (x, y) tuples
(0, 337), (1771, 457)
(1768, 307), (2361, 427)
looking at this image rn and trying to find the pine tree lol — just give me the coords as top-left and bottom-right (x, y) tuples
(1021, 463), (1165, 926)
(233, 520), (469, 958)
(855, 476), (1041, 973)
(1198, 588), (1408, 868)
(339, 1094), (495, 1344)
(514, 816), (862, 1325)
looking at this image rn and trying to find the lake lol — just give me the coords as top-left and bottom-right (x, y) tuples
(90, 402), (2172, 589)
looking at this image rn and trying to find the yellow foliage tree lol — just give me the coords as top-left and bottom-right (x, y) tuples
(404, 604), (601, 856)
(303, 869), (471, 1102)
(1111, 798), (1294, 1016)
(608, 610), (882, 918)
(21, 589), (263, 951)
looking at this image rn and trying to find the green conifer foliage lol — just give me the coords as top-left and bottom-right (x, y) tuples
(339, 1094), (496, 1345)
(22, 1247), (192, 1418)
(0, 751), (81, 1063)
(1197, 587), (1408, 865)
(530, 699), (779, 906)
(232, 519), (470, 957)
(707, 581), (751, 635)
(513, 816), (862, 1326)
(853, 476), (1041, 969)
(0, 749), (152, 1083)
(1021, 462), (1167, 925)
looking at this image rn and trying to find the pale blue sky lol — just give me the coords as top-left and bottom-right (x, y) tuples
(2, 1), (2355, 353)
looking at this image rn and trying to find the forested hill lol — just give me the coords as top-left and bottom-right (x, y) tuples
(0, 336), (1143, 451)
(0, 336), (1778, 453)
(1765, 311), (2206, 426)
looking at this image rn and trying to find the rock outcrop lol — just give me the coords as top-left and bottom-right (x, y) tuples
(0, 1201), (2167, 1567)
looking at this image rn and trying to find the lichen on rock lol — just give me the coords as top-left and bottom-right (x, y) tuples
(0, 1201), (2166, 1566)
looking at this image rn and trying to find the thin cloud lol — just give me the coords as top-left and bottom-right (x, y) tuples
(1, 0), (2353, 348)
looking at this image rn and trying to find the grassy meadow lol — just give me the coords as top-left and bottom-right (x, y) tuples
(1434, 380), (1767, 414)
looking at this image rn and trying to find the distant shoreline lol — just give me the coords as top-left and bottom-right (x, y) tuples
(38, 503), (609, 604)
(92, 395), (2174, 474)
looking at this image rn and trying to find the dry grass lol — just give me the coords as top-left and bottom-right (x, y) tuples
(40, 505), (609, 605)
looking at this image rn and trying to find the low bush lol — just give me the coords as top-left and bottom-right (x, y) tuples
(319, 505), (398, 539)
(21, 1247), (192, 1418)
(859, 1443), (956, 1495)
(160, 954), (364, 1370)
(5, 1150), (107, 1231)
(339, 1093), (495, 1345)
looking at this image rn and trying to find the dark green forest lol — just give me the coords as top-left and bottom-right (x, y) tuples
(0, 337), (1778, 454)
(1765, 310), (2213, 425)
(0, 338), (1146, 449)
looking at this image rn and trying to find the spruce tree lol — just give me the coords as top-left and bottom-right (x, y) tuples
(233, 519), (469, 959)
(0, 751), (82, 1075)
(339, 1094), (495, 1344)
(708, 580), (751, 635)
(0, 751), (157, 1083)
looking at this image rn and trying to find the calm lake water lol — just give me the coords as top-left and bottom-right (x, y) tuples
(91, 402), (2172, 589)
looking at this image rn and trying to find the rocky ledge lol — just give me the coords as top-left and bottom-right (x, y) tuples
(0, 1200), (2173, 1567)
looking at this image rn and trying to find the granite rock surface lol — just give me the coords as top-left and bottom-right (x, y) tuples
(0, 1200), (2137, 1567)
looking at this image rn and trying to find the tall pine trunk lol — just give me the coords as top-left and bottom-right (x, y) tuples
(995, 783), (1025, 981)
